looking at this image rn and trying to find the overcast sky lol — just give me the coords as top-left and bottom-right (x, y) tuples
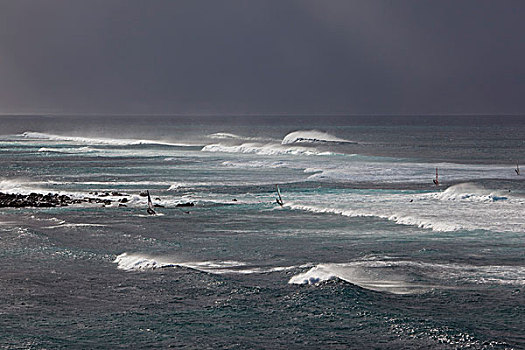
(1, 0), (524, 116)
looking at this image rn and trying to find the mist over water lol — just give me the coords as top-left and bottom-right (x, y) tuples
(0, 115), (523, 349)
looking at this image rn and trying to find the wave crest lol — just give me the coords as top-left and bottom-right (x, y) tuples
(281, 130), (355, 145)
(38, 146), (95, 154)
(285, 202), (464, 232)
(114, 253), (310, 274)
(21, 131), (194, 147)
(289, 259), (525, 294)
(208, 132), (276, 142)
(434, 183), (508, 202)
(202, 143), (335, 156)
(113, 253), (246, 272)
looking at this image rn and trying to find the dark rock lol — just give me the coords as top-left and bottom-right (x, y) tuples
(120, 198), (128, 203)
(153, 204), (165, 208)
(0, 191), (115, 208)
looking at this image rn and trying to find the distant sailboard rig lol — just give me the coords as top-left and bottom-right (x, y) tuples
(433, 168), (439, 186)
(515, 161), (520, 175)
(146, 190), (157, 215)
(275, 185), (284, 206)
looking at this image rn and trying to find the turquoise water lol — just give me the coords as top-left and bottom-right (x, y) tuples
(0, 116), (523, 348)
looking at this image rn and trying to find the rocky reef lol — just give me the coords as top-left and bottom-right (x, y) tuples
(0, 191), (194, 209)
(0, 192), (112, 208)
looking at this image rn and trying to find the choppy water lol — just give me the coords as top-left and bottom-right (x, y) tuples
(0, 115), (523, 349)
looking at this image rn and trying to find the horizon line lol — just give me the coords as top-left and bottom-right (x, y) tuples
(0, 112), (524, 118)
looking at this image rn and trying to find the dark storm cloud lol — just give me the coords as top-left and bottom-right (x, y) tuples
(0, 0), (524, 115)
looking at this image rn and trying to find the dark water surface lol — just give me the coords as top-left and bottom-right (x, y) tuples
(0, 115), (523, 349)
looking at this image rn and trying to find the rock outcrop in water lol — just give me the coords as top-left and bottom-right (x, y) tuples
(0, 192), (81, 208)
(0, 192), (111, 208)
(0, 191), (195, 209)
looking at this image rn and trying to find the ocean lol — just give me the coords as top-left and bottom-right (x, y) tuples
(0, 115), (523, 349)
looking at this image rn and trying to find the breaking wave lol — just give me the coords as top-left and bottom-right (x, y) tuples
(285, 202), (464, 232)
(289, 259), (525, 294)
(208, 132), (276, 142)
(167, 182), (212, 190)
(432, 183), (508, 202)
(281, 130), (355, 145)
(221, 160), (288, 169)
(21, 131), (194, 147)
(0, 178), (48, 195)
(202, 143), (336, 156)
(114, 253), (310, 274)
(38, 146), (96, 154)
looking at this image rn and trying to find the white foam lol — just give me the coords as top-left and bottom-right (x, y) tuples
(38, 146), (96, 154)
(304, 161), (517, 184)
(114, 253), (247, 272)
(281, 130), (355, 145)
(284, 202), (464, 232)
(432, 182), (508, 202)
(53, 180), (175, 186)
(113, 253), (308, 274)
(284, 184), (525, 233)
(167, 182), (212, 190)
(221, 160), (288, 169)
(202, 143), (336, 156)
(208, 132), (276, 142)
(21, 131), (194, 147)
(0, 178), (47, 195)
(289, 262), (426, 294)
(289, 259), (525, 293)
(46, 223), (107, 229)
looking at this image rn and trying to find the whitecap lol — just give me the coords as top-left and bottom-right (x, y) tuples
(208, 132), (276, 142)
(281, 130), (355, 145)
(431, 182), (508, 202)
(289, 259), (525, 293)
(113, 253), (309, 275)
(21, 131), (195, 147)
(38, 146), (96, 154)
(201, 143), (336, 156)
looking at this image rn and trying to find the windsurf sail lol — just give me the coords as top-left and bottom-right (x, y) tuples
(433, 168), (439, 186)
(146, 190), (157, 215)
(275, 185), (283, 206)
(516, 161), (520, 175)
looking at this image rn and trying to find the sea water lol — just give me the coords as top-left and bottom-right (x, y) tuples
(0, 115), (523, 349)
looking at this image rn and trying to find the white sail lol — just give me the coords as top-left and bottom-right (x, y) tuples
(147, 190), (154, 209)
(276, 185), (283, 206)
(146, 190), (156, 215)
